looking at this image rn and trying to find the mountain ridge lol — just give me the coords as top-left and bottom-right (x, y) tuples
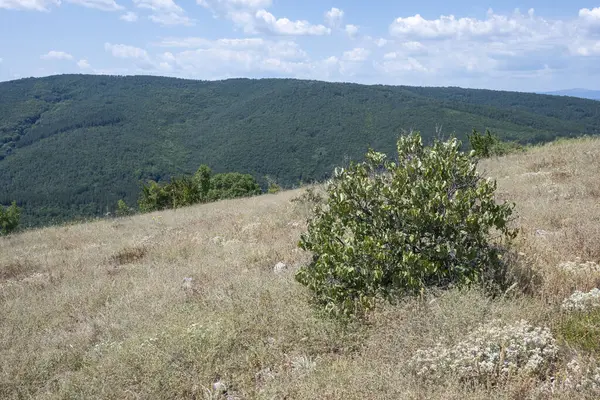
(2, 74), (600, 226)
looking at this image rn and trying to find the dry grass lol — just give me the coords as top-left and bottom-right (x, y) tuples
(1, 138), (600, 399)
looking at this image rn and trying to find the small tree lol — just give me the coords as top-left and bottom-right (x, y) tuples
(138, 180), (170, 212)
(296, 133), (516, 317)
(194, 164), (212, 200)
(0, 201), (21, 236)
(116, 199), (133, 217)
(266, 176), (281, 194)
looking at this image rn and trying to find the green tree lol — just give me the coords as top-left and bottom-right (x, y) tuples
(208, 173), (261, 201)
(138, 180), (170, 212)
(194, 164), (212, 200)
(116, 199), (133, 217)
(0, 201), (21, 235)
(296, 133), (517, 317)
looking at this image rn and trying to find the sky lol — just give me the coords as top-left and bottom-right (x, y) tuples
(1, 1), (600, 91)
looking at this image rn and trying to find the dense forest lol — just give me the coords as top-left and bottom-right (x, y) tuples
(1, 74), (600, 227)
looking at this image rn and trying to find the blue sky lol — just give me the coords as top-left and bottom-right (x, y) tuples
(1, 0), (600, 91)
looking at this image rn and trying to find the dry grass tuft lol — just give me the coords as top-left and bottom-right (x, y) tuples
(2, 138), (600, 399)
(109, 245), (148, 266)
(0, 259), (40, 281)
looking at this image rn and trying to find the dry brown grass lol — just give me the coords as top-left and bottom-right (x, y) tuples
(1, 138), (600, 399)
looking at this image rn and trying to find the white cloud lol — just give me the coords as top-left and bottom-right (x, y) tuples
(120, 11), (138, 21)
(383, 52), (397, 60)
(573, 42), (600, 56)
(134, 0), (181, 12)
(77, 59), (91, 69)
(133, 0), (192, 25)
(324, 7), (343, 27)
(0, 0), (60, 11)
(345, 24), (359, 38)
(104, 43), (149, 59)
(374, 57), (430, 74)
(579, 7), (600, 22)
(197, 0), (271, 10)
(342, 47), (370, 62)
(65, 0), (122, 11)
(389, 11), (545, 39)
(149, 12), (192, 25)
(254, 10), (331, 35)
(374, 38), (388, 47)
(0, 57), (3, 63)
(155, 36), (307, 60)
(40, 51), (74, 60)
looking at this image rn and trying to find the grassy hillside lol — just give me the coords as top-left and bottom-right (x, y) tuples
(2, 138), (600, 399)
(1, 75), (600, 227)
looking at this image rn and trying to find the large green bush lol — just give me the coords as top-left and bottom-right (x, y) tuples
(0, 201), (21, 236)
(296, 133), (517, 317)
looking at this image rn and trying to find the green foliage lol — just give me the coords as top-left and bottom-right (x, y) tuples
(557, 309), (600, 354)
(208, 172), (262, 201)
(0, 201), (21, 236)
(468, 129), (524, 158)
(138, 167), (261, 212)
(1, 75), (598, 227)
(116, 199), (134, 217)
(138, 180), (170, 213)
(193, 164), (212, 200)
(266, 176), (281, 194)
(296, 133), (517, 317)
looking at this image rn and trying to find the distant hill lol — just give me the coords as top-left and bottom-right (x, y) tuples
(541, 89), (600, 101)
(2, 74), (600, 227)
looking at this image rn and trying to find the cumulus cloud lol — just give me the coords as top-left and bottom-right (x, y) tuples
(133, 0), (192, 25)
(342, 47), (370, 62)
(120, 11), (138, 21)
(104, 43), (149, 59)
(77, 59), (91, 69)
(389, 11), (540, 39)
(374, 38), (388, 47)
(254, 10), (331, 35)
(149, 12), (192, 25)
(579, 7), (600, 22)
(345, 24), (359, 38)
(324, 7), (343, 27)
(0, 0), (60, 11)
(40, 51), (74, 60)
(65, 0), (123, 11)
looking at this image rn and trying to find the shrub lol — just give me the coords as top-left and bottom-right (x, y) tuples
(0, 201), (21, 236)
(468, 129), (523, 158)
(116, 199), (134, 217)
(208, 172), (261, 201)
(138, 180), (170, 212)
(295, 133), (516, 317)
(193, 164), (212, 200)
(410, 320), (558, 385)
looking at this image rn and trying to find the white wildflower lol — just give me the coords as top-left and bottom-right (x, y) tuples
(562, 288), (600, 312)
(409, 320), (558, 383)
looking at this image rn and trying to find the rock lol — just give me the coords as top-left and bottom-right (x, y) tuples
(273, 262), (288, 273)
(213, 380), (227, 394)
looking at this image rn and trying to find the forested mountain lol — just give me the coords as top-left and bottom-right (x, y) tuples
(541, 89), (600, 101)
(2, 74), (600, 227)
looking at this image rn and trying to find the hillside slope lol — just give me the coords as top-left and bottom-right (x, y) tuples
(2, 138), (600, 399)
(2, 75), (600, 227)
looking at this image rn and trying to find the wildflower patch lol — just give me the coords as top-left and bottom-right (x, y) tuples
(409, 319), (558, 385)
